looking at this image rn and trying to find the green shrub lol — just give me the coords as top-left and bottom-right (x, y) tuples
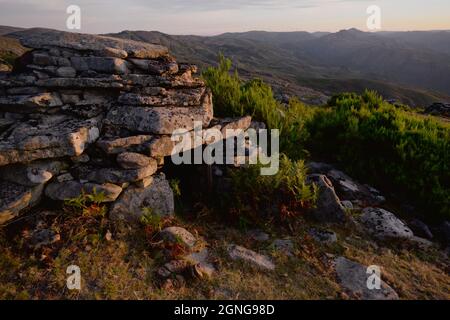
(169, 179), (181, 198)
(274, 155), (318, 204)
(202, 54), (281, 127)
(307, 90), (450, 220)
(140, 208), (164, 232)
(0, 52), (18, 69)
(204, 56), (449, 221)
(227, 155), (317, 223)
(64, 189), (107, 217)
(202, 55), (314, 157)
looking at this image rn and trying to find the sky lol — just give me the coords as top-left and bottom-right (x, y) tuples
(0, 0), (449, 35)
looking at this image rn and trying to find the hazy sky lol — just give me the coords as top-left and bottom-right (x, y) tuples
(1, 0), (449, 35)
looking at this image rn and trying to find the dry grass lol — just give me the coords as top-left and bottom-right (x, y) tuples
(344, 241), (450, 300)
(0, 206), (449, 300)
(0, 36), (28, 69)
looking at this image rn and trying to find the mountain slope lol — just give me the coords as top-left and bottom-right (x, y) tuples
(108, 29), (450, 107)
(0, 35), (28, 71)
(296, 29), (450, 95)
(0, 25), (25, 36)
(379, 30), (450, 56)
(2, 26), (449, 106)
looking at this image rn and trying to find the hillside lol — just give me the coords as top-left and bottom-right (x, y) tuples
(379, 30), (450, 55)
(2, 27), (449, 106)
(297, 29), (450, 96)
(106, 29), (450, 107)
(0, 35), (28, 71)
(0, 28), (449, 301)
(0, 25), (24, 36)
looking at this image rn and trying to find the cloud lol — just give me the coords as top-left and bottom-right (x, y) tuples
(0, 0), (373, 16)
(0, 0), (331, 15)
(128, 0), (327, 11)
(1, 0), (446, 34)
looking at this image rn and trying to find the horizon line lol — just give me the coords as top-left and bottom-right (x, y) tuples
(2, 25), (450, 37)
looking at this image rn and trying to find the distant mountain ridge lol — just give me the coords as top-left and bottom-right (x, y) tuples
(0, 25), (25, 36)
(106, 28), (450, 106)
(1, 26), (450, 106)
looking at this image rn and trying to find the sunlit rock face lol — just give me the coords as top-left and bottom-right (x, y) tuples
(0, 29), (255, 224)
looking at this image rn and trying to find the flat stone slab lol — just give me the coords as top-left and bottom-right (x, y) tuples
(159, 226), (197, 249)
(0, 181), (44, 224)
(335, 256), (399, 300)
(99, 116), (252, 159)
(97, 135), (153, 154)
(146, 136), (176, 158)
(0, 92), (63, 113)
(118, 87), (206, 106)
(70, 56), (128, 74)
(116, 152), (155, 169)
(80, 163), (157, 184)
(106, 89), (213, 134)
(122, 73), (204, 89)
(10, 28), (168, 59)
(0, 160), (65, 187)
(0, 75), (37, 88)
(0, 115), (101, 166)
(215, 116), (252, 137)
(45, 181), (122, 202)
(129, 58), (178, 75)
(227, 244), (275, 271)
(35, 77), (123, 89)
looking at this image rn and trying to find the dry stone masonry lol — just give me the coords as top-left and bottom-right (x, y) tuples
(0, 28), (253, 224)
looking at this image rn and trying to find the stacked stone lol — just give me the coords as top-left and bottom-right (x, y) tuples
(0, 28), (254, 224)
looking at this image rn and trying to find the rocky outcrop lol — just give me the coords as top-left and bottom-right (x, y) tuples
(0, 29), (254, 224)
(334, 257), (399, 300)
(359, 207), (414, 242)
(305, 162), (441, 249)
(9, 28), (168, 59)
(424, 102), (450, 118)
(45, 181), (122, 202)
(159, 226), (197, 249)
(0, 181), (44, 224)
(227, 244), (275, 270)
(309, 228), (337, 244)
(270, 239), (294, 257)
(307, 162), (386, 207)
(155, 226), (216, 284)
(306, 174), (347, 223)
(408, 219), (433, 240)
(0, 115), (101, 166)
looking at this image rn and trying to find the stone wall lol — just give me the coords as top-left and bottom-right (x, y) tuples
(0, 29), (253, 224)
